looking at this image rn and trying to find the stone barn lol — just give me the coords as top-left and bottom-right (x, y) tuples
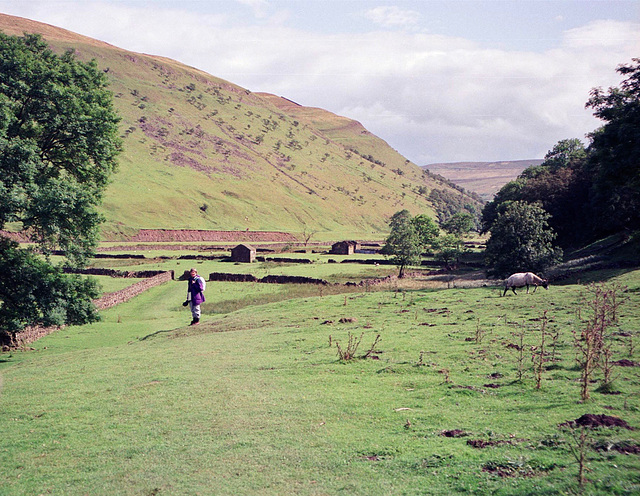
(330, 240), (360, 255)
(231, 244), (256, 263)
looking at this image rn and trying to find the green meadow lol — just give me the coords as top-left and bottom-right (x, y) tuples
(1, 264), (639, 495)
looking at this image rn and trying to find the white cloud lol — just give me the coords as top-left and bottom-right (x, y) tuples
(1, 2), (638, 163)
(364, 6), (420, 28)
(235, 0), (270, 19)
(562, 19), (640, 49)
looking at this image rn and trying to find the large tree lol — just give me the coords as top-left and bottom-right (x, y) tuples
(0, 33), (121, 264)
(381, 210), (424, 278)
(442, 212), (475, 237)
(484, 201), (562, 278)
(481, 139), (590, 248)
(585, 58), (640, 234)
(0, 33), (120, 340)
(0, 237), (101, 336)
(482, 59), (640, 248)
(412, 213), (440, 248)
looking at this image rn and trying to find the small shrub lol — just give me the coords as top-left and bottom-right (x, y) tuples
(335, 332), (381, 361)
(335, 332), (363, 361)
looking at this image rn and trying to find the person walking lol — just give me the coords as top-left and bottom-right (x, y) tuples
(184, 267), (205, 325)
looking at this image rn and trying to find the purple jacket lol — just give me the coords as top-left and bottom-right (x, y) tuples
(188, 276), (206, 305)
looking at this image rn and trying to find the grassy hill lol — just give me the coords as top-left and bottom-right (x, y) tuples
(0, 13), (482, 240)
(424, 160), (543, 201)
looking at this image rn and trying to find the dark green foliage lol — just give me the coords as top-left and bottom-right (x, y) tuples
(585, 58), (640, 235)
(433, 233), (465, 268)
(412, 213), (440, 248)
(482, 139), (590, 248)
(381, 210), (424, 278)
(0, 33), (120, 335)
(484, 201), (562, 278)
(442, 212), (475, 236)
(428, 187), (481, 226)
(0, 237), (100, 339)
(0, 32), (121, 265)
(482, 59), (640, 250)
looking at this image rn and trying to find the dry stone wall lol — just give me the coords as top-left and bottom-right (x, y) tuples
(64, 268), (169, 278)
(207, 272), (397, 287)
(93, 271), (174, 310)
(208, 272), (327, 284)
(127, 229), (297, 243)
(2, 271), (174, 349)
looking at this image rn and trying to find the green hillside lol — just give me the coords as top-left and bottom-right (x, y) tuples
(0, 13), (482, 239)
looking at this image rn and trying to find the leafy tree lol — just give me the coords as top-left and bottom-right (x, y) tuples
(381, 210), (423, 278)
(525, 138), (587, 176)
(0, 33), (120, 339)
(442, 212), (475, 236)
(482, 139), (590, 248)
(481, 180), (525, 234)
(0, 237), (100, 341)
(412, 213), (440, 249)
(433, 233), (465, 269)
(483, 59), (640, 250)
(585, 58), (640, 234)
(484, 201), (562, 278)
(0, 33), (121, 264)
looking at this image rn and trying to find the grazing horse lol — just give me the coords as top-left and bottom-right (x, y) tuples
(503, 272), (548, 296)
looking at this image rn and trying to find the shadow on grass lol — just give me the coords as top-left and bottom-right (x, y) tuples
(138, 328), (180, 341)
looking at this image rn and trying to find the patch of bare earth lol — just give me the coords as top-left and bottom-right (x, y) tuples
(559, 414), (634, 430)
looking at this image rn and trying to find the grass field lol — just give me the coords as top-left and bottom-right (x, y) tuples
(1, 267), (639, 495)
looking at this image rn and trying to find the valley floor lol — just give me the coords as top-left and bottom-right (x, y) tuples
(1, 262), (639, 495)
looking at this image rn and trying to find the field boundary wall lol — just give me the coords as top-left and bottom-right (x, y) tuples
(2, 271), (174, 349)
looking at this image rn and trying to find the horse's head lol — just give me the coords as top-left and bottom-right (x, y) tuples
(542, 279), (549, 290)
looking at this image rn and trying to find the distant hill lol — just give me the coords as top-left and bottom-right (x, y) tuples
(423, 160), (543, 201)
(0, 13), (482, 239)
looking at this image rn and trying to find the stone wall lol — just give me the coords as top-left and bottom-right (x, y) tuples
(207, 272), (399, 286)
(260, 274), (328, 285)
(64, 268), (169, 278)
(93, 271), (174, 310)
(208, 272), (327, 284)
(209, 272), (259, 282)
(256, 256), (313, 264)
(127, 229), (297, 243)
(2, 271), (174, 349)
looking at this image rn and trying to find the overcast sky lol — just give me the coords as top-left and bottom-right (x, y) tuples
(1, 0), (639, 164)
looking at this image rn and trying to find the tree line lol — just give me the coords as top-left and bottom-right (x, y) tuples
(482, 58), (639, 277)
(384, 58), (639, 279)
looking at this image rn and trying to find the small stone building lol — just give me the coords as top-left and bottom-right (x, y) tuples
(231, 244), (256, 263)
(330, 240), (360, 255)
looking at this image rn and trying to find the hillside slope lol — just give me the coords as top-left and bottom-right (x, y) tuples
(424, 160), (543, 201)
(0, 14), (481, 238)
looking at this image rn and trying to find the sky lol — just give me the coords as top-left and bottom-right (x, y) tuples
(1, 0), (639, 164)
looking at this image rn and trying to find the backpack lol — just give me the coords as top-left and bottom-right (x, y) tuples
(198, 276), (206, 292)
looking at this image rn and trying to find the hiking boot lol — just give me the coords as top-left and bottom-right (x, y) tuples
(191, 318), (200, 325)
